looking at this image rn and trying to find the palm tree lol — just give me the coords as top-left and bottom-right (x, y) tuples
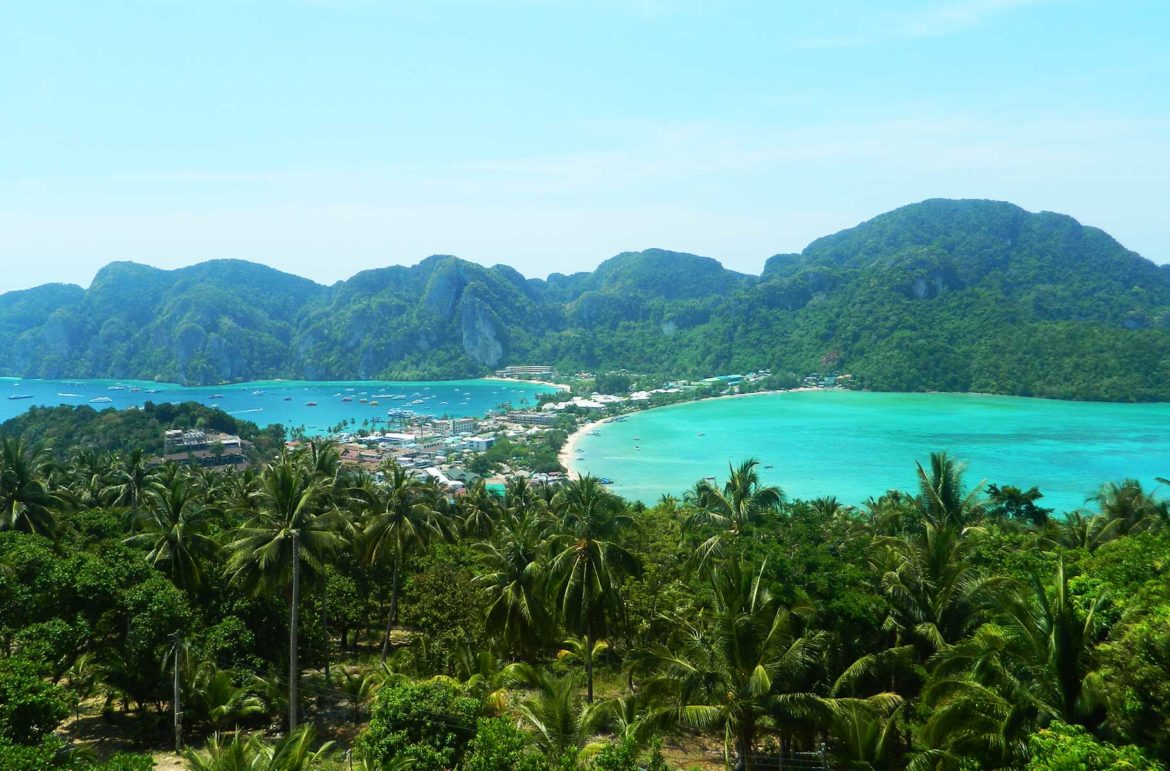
(683, 458), (784, 571)
(476, 507), (553, 657)
(102, 448), (155, 511)
(915, 451), (984, 529)
(645, 559), (829, 770)
(67, 448), (114, 509)
(916, 560), (1109, 767)
(183, 662), (266, 733)
(184, 724), (336, 770)
(459, 478), (502, 538)
(507, 663), (608, 757)
(358, 462), (450, 660)
(1089, 479), (1167, 536)
(225, 455), (345, 731)
(548, 475), (640, 703)
(0, 436), (69, 537)
(124, 474), (219, 593)
(872, 522), (1006, 654)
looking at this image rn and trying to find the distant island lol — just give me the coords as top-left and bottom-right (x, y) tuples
(2, 198), (1169, 401)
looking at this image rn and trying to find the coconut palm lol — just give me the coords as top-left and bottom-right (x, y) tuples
(358, 462), (450, 660)
(102, 448), (155, 511)
(67, 448), (115, 509)
(476, 508), (553, 656)
(183, 662), (266, 733)
(124, 474), (219, 592)
(0, 436), (69, 537)
(1089, 479), (1168, 536)
(224, 455), (346, 731)
(184, 724), (336, 770)
(645, 559), (829, 770)
(683, 458), (784, 571)
(507, 663), (608, 757)
(872, 522), (1007, 654)
(915, 451), (984, 529)
(915, 560), (1109, 767)
(459, 478), (502, 537)
(548, 475), (640, 703)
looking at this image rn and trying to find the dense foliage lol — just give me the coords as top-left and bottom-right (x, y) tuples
(3, 200), (1170, 400)
(2, 410), (1170, 769)
(0, 401), (286, 459)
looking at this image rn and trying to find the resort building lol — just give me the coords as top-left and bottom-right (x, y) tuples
(508, 411), (558, 426)
(494, 364), (556, 378)
(161, 429), (247, 468)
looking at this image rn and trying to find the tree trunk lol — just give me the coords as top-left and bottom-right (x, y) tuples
(289, 532), (300, 732)
(321, 602), (330, 684)
(380, 560), (400, 662)
(585, 624), (594, 704)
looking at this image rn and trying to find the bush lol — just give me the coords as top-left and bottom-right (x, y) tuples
(0, 657), (71, 744)
(1025, 722), (1161, 770)
(358, 680), (479, 770)
(463, 717), (548, 771)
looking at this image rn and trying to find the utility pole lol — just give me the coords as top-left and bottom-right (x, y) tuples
(289, 530), (300, 732)
(172, 631), (182, 753)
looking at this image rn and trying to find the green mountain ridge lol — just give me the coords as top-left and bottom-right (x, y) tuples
(2, 199), (1169, 400)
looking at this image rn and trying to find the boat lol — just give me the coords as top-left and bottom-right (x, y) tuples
(107, 385), (126, 391)
(306, 401), (318, 407)
(8, 394), (33, 400)
(57, 393), (82, 398)
(589, 430), (600, 436)
(129, 387), (141, 392)
(283, 396), (292, 401)
(697, 432), (705, 437)
(208, 394), (223, 400)
(359, 398), (368, 404)
(599, 477), (613, 485)
(390, 394), (407, 400)
(342, 396), (353, 402)
(146, 388), (160, 394)
(89, 396), (113, 403)
(764, 464), (774, 469)
(252, 390), (264, 396)
(632, 436), (640, 440)
(370, 400), (379, 406)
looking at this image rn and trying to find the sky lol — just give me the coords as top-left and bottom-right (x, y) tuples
(1, 0), (1167, 293)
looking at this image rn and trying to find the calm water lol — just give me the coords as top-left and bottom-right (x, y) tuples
(571, 390), (1170, 514)
(0, 377), (555, 434)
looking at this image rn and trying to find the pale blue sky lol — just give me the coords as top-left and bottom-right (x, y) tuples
(1, 0), (1167, 292)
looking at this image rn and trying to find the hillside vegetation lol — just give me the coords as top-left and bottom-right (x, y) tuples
(3, 199), (1169, 400)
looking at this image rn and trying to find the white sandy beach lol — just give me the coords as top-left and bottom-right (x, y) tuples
(557, 416), (613, 479)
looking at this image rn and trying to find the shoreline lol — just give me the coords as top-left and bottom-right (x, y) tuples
(558, 416), (612, 479)
(484, 375), (572, 392)
(557, 386), (834, 479)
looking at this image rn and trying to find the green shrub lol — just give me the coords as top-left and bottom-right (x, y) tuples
(358, 680), (479, 770)
(462, 717), (548, 771)
(0, 657), (71, 744)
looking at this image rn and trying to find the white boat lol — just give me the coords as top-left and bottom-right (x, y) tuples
(89, 396), (113, 403)
(57, 392), (82, 398)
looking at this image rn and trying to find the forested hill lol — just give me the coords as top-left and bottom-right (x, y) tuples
(2, 199), (1169, 400)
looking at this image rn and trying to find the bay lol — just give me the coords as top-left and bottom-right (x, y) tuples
(0, 377), (556, 434)
(570, 390), (1170, 514)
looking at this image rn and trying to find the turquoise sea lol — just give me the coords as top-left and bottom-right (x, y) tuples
(570, 390), (1170, 515)
(0, 377), (556, 434)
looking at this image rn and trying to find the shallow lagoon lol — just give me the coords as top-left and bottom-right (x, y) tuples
(0, 377), (556, 434)
(570, 390), (1170, 514)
